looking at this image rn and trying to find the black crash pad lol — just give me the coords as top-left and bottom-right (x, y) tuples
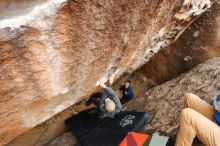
(65, 108), (148, 146)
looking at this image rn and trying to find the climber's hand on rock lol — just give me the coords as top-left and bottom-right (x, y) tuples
(96, 80), (106, 88)
(99, 80), (107, 88)
(108, 74), (116, 85)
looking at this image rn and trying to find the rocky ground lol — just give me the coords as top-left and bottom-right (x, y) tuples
(127, 58), (220, 133)
(47, 57), (220, 146)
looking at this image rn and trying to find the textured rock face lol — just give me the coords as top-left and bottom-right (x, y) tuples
(127, 57), (220, 133)
(139, 0), (220, 84)
(0, 0), (211, 145)
(47, 132), (76, 146)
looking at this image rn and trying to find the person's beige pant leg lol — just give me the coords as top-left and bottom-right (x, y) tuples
(184, 93), (215, 120)
(175, 93), (220, 146)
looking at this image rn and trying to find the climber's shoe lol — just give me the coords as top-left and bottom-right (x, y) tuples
(85, 98), (93, 106)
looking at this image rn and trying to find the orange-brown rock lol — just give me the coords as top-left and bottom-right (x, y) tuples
(0, 0), (212, 145)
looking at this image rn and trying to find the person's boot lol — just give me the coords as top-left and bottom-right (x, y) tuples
(85, 98), (93, 106)
(85, 92), (103, 106)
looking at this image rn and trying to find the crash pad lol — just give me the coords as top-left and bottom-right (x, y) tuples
(143, 133), (175, 146)
(148, 134), (169, 146)
(65, 108), (148, 146)
(119, 132), (149, 146)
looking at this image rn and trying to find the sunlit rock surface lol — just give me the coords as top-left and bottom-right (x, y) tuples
(0, 0), (211, 144)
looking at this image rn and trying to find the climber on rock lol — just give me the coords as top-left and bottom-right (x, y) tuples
(175, 92), (220, 146)
(85, 74), (122, 118)
(119, 80), (134, 104)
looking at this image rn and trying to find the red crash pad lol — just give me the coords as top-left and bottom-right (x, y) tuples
(120, 132), (149, 146)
